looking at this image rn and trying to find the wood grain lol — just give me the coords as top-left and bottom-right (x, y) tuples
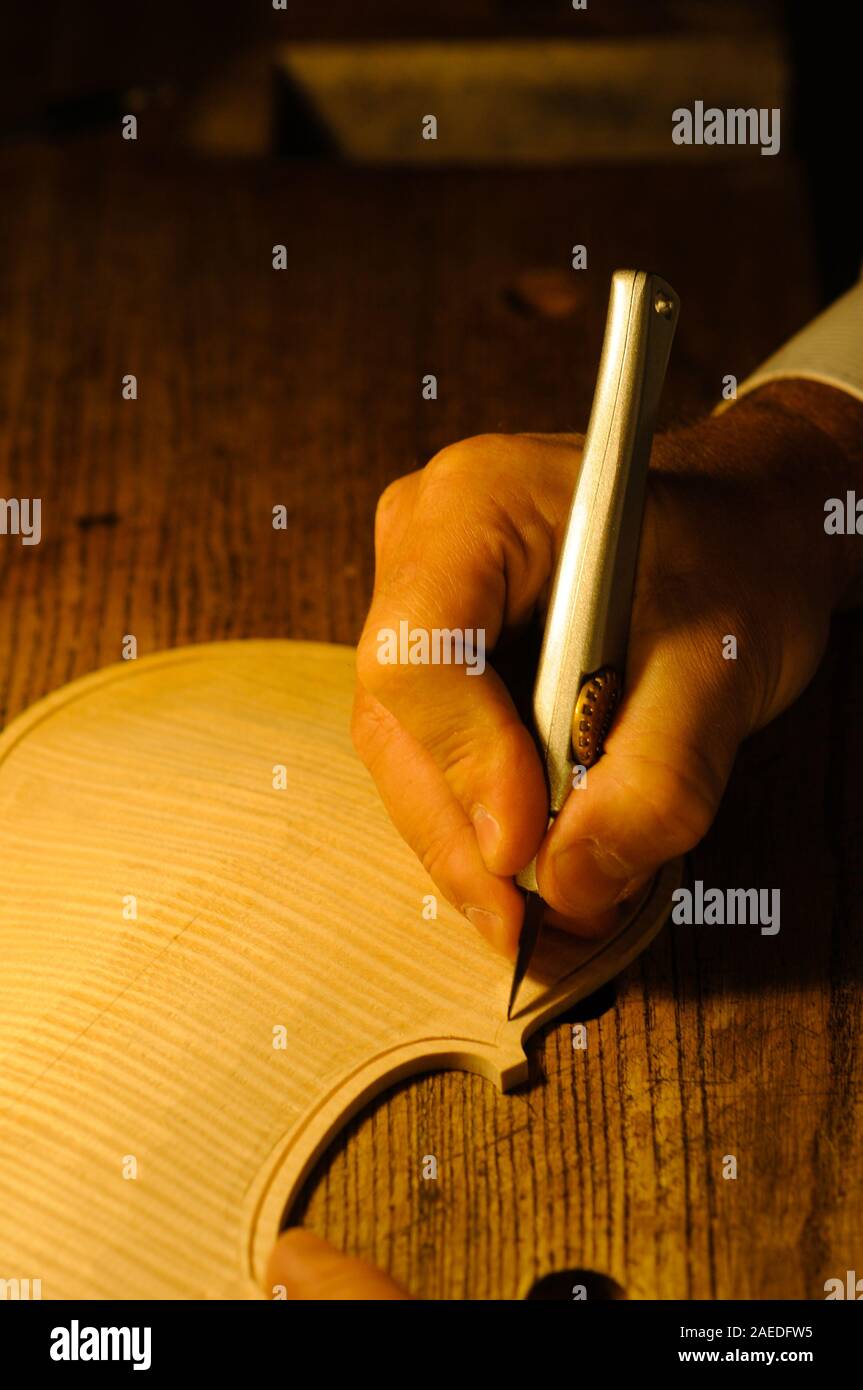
(0, 639), (679, 1298)
(0, 143), (860, 1299)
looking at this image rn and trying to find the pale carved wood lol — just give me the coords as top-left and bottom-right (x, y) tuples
(0, 640), (678, 1299)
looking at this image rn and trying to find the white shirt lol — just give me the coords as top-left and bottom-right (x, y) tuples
(733, 277), (863, 406)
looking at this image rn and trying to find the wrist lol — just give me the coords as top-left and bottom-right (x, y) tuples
(740, 378), (863, 472)
(656, 381), (863, 614)
(730, 379), (863, 610)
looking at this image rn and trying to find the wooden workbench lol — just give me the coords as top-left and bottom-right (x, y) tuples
(1, 142), (859, 1298)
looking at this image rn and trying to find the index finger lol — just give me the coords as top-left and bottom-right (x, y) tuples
(356, 434), (574, 877)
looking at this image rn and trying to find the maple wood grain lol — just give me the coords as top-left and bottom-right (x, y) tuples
(0, 142), (860, 1298)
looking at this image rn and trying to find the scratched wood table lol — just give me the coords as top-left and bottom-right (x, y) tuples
(1, 142), (860, 1299)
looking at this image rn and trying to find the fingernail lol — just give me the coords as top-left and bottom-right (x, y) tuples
(471, 804), (501, 866)
(550, 838), (638, 916)
(613, 871), (652, 906)
(463, 904), (507, 955)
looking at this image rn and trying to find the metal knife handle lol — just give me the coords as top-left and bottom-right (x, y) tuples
(528, 269), (679, 823)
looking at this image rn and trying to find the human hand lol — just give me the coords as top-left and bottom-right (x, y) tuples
(267, 1229), (411, 1300)
(353, 380), (863, 957)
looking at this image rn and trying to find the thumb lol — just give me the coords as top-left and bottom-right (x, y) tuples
(266, 1229), (413, 1300)
(536, 622), (751, 927)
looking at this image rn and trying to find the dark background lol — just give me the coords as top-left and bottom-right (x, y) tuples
(0, 1), (857, 294)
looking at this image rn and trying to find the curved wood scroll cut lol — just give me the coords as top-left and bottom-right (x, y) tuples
(0, 641), (679, 1298)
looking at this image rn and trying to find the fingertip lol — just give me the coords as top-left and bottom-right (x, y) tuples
(266, 1229), (327, 1298)
(265, 1229), (412, 1301)
(468, 727), (547, 878)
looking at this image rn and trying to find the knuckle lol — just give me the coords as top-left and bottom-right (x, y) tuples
(685, 603), (769, 741)
(350, 685), (399, 778)
(418, 821), (463, 891)
(374, 476), (410, 547)
(355, 626), (395, 701)
(425, 433), (505, 485)
(659, 777), (715, 852)
(349, 687), (376, 761)
(426, 728), (478, 783)
(626, 751), (718, 856)
(719, 602), (778, 728)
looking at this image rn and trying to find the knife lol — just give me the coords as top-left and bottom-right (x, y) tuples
(506, 268), (679, 1020)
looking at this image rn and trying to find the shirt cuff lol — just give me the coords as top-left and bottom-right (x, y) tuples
(715, 278), (863, 411)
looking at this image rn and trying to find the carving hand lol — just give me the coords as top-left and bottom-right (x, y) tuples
(267, 1230), (411, 1300)
(354, 382), (863, 956)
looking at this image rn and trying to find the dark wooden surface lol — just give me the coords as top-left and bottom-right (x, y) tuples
(1, 141), (860, 1298)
